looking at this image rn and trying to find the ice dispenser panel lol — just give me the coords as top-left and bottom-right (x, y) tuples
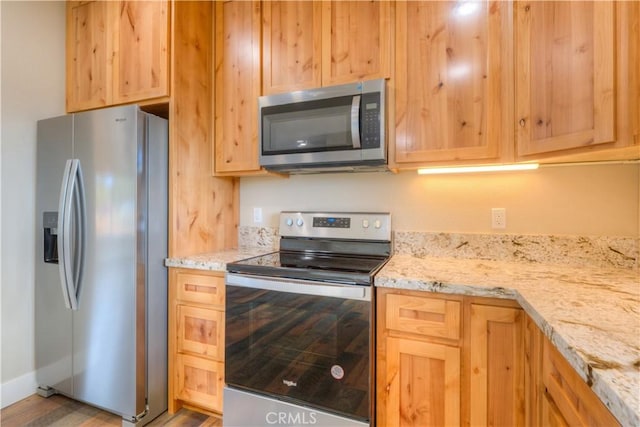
(43, 211), (58, 264)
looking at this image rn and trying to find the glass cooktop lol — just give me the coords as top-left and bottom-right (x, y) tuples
(226, 251), (389, 286)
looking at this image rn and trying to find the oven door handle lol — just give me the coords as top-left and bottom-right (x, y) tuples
(226, 273), (371, 301)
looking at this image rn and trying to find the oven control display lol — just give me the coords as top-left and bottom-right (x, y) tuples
(313, 217), (351, 228)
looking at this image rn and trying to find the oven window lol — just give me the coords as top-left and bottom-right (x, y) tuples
(262, 96), (356, 155)
(225, 285), (371, 421)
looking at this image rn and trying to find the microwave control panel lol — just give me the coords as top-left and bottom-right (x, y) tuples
(361, 92), (381, 149)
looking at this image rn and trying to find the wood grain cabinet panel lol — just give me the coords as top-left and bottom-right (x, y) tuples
(321, 1), (391, 86)
(175, 354), (224, 413)
(514, 1), (639, 159)
(468, 303), (525, 426)
(66, 1), (111, 112)
(394, 0), (512, 167)
(386, 293), (461, 340)
(542, 337), (620, 426)
(112, 1), (170, 104)
(177, 305), (224, 360)
(382, 337), (461, 427)
(213, 0), (262, 175)
(262, 1), (322, 95)
(175, 271), (225, 307)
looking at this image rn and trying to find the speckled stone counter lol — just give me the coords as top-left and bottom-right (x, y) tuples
(164, 248), (270, 272)
(376, 255), (640, 426)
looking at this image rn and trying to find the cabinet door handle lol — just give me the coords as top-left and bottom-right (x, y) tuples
(519, 118), (526, 127)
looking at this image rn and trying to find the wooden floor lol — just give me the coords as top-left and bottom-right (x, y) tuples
(0, 394), (222, 427)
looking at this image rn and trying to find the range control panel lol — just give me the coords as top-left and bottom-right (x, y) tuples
(280, 211), (391, 241)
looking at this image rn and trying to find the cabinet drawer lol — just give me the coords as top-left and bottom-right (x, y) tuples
(177, 305), (224, 360)
(176, 272), (225, 306)
(386, 294), (461, 340)
(542, 339), (620, 426)
(175, 353), (224, 413)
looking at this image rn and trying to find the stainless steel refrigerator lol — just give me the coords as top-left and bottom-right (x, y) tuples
(35, 104), (168, 425)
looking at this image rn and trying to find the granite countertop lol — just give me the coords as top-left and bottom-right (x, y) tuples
(165, 250), (639, 426)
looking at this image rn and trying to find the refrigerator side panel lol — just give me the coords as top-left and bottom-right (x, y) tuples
(143, 113), (168, 422)
(71, 105), (140, 418)
(35, 115), (74, 396)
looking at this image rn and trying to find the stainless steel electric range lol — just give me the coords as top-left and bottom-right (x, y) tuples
(224, 212), (391, 427)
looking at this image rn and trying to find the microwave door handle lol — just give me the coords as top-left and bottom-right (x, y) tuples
(351, 95), (361, 149)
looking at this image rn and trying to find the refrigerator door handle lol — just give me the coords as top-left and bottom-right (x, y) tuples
(57, 160), (73, 309)
(71, 161), (86, 309)
(57, 159), (85, 310)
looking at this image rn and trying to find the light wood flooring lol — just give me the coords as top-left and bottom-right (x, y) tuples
(0, 394), (222, 426)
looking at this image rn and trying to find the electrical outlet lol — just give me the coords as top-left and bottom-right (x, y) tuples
(491, 208), (506, 229)
(253, 207), (263, 224)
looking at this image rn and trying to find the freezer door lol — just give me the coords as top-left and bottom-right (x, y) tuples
(71, 105), (146, 419)
(35, 115), (74, 396)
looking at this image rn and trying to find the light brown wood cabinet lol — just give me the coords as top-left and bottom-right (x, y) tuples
(541, 334), (621, 426)
(377, 289), (525, 426)
(169, 268), (225, 414)
(468, 303), (525, 426)
(213, 0), (262, 175)
(526, 313), (621, 427)
(262, 1), (391, 96)
(394, 1), (513, 167)
(66, 1), (170, 112)
(515, 0), (639, 161)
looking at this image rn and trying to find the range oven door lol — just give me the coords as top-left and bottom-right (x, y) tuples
(225, 273), (372, 422)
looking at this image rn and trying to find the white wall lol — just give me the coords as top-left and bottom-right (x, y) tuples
(1, 0), (66, 408)
(240, 162), (640, 237)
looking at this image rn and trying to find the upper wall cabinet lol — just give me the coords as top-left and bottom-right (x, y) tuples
(394, 1), (513, 166)
(321, 1), (391, 86)
(66, 1), (111, 111)
(262, 0), (391, 95)
(262, 1), (322, 95)
(515, 1), (639, 160)
(213, 0), (262, 175)
(112, 1), (170, 105)
(66, 1), (170, 113)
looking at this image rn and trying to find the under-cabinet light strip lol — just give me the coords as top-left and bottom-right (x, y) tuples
(417, 163), (540, 175)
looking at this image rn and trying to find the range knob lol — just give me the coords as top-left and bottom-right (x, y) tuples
(374, 220), (382, 229)
(296, 218), (304, 227)
(285, 218), (294, 227)
(362, 219), (370, 228)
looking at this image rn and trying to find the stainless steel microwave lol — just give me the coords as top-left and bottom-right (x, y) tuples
(258, 79), (386, 173)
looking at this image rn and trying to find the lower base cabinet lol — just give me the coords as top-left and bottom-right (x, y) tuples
(377, 288), (621, 426)
(168, 268), (225, 415)
(541, 334), (621, 426)
(376, 289), (524, 426)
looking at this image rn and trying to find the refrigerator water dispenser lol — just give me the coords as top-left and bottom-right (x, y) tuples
(43, 211), (58, 264)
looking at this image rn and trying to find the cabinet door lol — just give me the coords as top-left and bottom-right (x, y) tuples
(321, 1), (391, 86)
(469, 304), (525, 426)
(515, 1), (615, 157)
(379, 337), (460, 427)
(112, 1), (170, 104)
(66, 1), (111, 112)
(214, 0), (262, 174)
(175, 353), (224, 413)
(543, 337), (621, 426)
(395, 1), (511, 165)
(262, 1), (322, 95)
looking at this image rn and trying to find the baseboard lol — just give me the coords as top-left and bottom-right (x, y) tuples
(1, 370), (37, 409)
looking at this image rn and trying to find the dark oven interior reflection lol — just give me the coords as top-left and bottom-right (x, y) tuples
(225, 284), (371, 421)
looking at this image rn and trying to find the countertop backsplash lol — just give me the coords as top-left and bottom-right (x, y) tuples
(238, 226), (638, 270)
